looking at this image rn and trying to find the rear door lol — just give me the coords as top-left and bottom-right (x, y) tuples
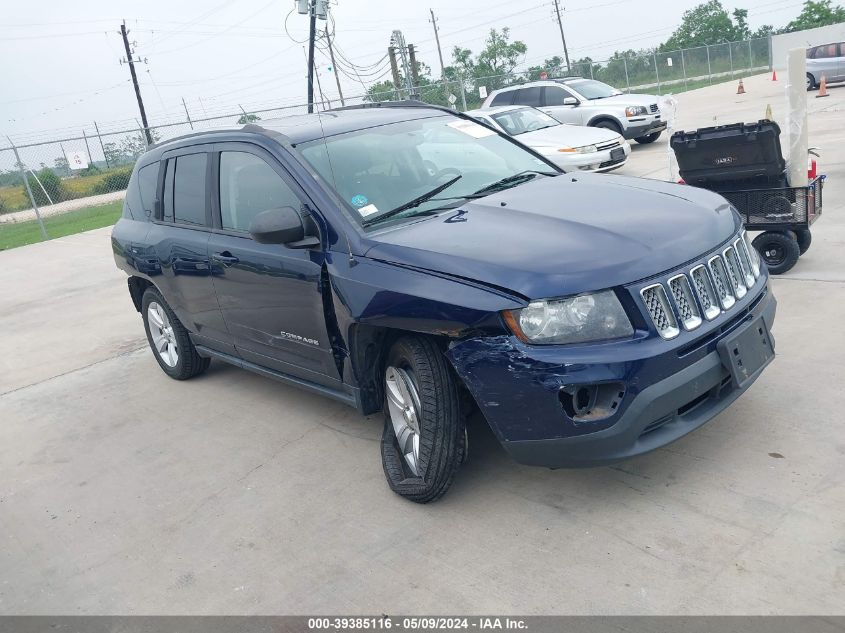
(207, 142), (341, 389)
(837, 42), (845, 81)
(146, 145), (232, 353)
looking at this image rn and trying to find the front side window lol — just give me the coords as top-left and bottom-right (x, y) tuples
(565, 79), (622, 100)
(297, 114), (555, 230)
(219, 152), (301, 232)
(544, 86), (576, 106)
(491, 108), (560, 136)
(167, 153), (207, 226)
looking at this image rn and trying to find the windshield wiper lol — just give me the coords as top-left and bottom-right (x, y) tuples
(362, 175), (462, 227)
(470, 170), (558, 197)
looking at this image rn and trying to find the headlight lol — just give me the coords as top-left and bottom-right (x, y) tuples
(502, 290), (634, 345)
(576, 145), (597, 154)
(625, 105), (647, 117)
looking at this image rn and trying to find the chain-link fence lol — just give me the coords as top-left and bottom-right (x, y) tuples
(1, 36), (771, 236)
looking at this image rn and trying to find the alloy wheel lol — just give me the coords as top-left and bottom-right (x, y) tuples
(147, 301), (179, 368)
(385, 365), (422, 476)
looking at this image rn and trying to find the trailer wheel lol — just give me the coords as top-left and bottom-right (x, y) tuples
(795, 229), (812, 255)
(752, 231), (800, 275)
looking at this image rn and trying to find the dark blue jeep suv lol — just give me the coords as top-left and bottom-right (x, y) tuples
(112, 103), (776, 502)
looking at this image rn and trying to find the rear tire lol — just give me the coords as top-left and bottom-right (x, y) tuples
(795, 228), (812, 255)
(807, 73), (817, 91)
(635, 131), (662, 144)
(380, 336), (465, 503)
(752, 231), (800, 275)
(141, 288), (210, 380)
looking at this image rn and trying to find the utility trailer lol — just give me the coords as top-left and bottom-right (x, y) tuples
(671, 120), (824, 274)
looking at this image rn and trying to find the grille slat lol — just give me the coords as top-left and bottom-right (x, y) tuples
(733, 238), (756, 287)
(641, 284), (679, 339)
(690, 265), (721, 321)
(723, 247), (747, 299)
(708, 255), (736, 310)
(668, 274), (702, 331)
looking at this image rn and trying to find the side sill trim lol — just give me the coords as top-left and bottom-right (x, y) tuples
(195, 345), (360, 409)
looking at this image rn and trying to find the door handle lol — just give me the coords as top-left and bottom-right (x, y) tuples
(211, 251), (240, 266)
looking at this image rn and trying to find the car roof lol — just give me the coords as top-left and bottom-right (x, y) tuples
(491, 78), (588, 93)
(150, 104), (453, 154)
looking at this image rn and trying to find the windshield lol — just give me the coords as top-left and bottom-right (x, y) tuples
(297, 114), (556, 230)
(490, 108), (560, 136)
(565, 79), (622, 100)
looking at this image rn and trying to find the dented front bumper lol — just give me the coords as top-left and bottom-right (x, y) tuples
(446, 287), (776, 468)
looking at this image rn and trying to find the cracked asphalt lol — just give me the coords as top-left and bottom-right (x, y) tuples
(1, 74), (844, 614)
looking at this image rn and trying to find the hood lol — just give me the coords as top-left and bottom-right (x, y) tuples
(362, 173), (739, 300)
(582, 93), (658, 109)
(518, 123), (620, 149)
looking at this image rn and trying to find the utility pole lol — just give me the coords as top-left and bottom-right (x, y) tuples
(391, 30), (414, 98)
(408, 44), (421, 100)
(552, 0), (572, 73)
(429, 9), (447, 79)
(388, 46), (402, 99)
(297, 0), (329, 114)
(324, 26), (345, 107)
(120, 21), (152, 146)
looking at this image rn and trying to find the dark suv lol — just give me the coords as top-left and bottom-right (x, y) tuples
(112, 103), (776, 503)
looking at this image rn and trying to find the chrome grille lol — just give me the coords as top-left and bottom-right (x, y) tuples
(668, 274), (702, 331)
(723, 247), (747, 299)
(636, 233), (764, 340)
(596, 140), (621, 151)
(708, 255), (735, 310)
(733, 238), (756, 287)
(641, 284), (679, 339)
(690, 265), (721, 321)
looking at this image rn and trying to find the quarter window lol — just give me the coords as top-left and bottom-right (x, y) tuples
(219, 152), (301, 232)
(162, 159), (175, 222)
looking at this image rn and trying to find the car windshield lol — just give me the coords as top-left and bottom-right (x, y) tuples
(490, 108), (560, 136)
(297, 114), (557, 230)
(565, 79), (622, 100)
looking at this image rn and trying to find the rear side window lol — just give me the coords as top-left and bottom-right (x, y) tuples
(490, 90), (516, 106)
(172, 153), (208, 226)
(514, 87), (542, 106)
(817, 44), (838, 58)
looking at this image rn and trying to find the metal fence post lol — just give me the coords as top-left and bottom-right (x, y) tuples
(706, 44), (712, 84)
(10, 142), (48, 240)
(457, 73), (467, 112)
(93, 121), (109, 169)
(654, 51), (660, 93)
(589, 63), (594, 80)
(681, 49), (688, 89)
(82, 129), (92, 165)
(623, 56), (630, 92)
(729, 43), (734, 77)
(748, 39), (754, 70)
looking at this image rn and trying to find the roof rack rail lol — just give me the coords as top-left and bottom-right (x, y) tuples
(327, 100), (457, 114)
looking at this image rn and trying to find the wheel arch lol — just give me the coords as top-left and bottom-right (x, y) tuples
(127, 276), (155, 312)
(587, 115), (624, 132)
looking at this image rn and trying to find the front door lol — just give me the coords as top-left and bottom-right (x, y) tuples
(541, 85), (583, 125)
(207, 143), (340, 389)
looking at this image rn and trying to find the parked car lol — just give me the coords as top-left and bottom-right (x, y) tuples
(466, 105), (630, 173)
(806, 41), (845, 89)
(112, 102), (776, 503)
(482, 78), (666, 144)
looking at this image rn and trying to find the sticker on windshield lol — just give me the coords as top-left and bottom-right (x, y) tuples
(358, 204), (379, 217)
(447, 120), (495, 138)
(350, 194), (368, 208)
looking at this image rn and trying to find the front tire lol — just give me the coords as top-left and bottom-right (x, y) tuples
(592, 120), (623, 135)
(635, 131), (662, 144)
(752, 231), (800, 275)
(380, 336), (466, 503)
(141, 288), (210, 380)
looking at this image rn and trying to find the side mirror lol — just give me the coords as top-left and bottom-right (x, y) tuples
(562, 97), (578, 106)
(249, 206), (314, 246)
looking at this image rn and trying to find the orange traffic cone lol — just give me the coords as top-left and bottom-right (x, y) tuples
(817, 75), (829, 97)
(737, 78), (746, 94)
(772, 69), (777, 81)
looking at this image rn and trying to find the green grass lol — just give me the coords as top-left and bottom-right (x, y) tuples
(0, 201), (122, 251)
